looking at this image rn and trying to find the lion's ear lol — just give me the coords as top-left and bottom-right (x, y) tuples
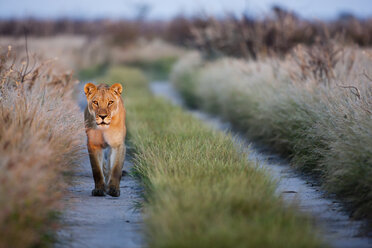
(110, 83), (123, 96)
(84, 83), (97, 97)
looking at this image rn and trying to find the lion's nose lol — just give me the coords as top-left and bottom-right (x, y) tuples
(99, 114), (107, 120)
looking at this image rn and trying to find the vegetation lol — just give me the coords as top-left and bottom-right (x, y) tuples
(171, 47), (372, 220)
(2, 7), (372, 54)
(183, 10), (372, 59)
(0, 46), (83, 247)
(100, 65), (325, 248)
(1, 4), (372, 246)
(127, 56), (177, 80)
(79, 62), (109, 81)
(109, 39), (185, 80)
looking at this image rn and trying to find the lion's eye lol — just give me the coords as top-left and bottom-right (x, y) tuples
(93, 101), (98, 106)
(108, 101), (114, 106)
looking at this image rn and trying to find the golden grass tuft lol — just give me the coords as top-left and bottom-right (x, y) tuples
(0, 46), (84, 247)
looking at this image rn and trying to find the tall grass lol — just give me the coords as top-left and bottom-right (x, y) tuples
(171, 48), (372, 220)
(102, 65), (324, 247)
(0, 47), (83, 247)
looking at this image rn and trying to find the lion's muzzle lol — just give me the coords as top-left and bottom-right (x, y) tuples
(96, 114), (111, 126)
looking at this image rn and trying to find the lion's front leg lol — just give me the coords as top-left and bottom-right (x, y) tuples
(107, 144), (126, 197)
(87, 145), (106, 196)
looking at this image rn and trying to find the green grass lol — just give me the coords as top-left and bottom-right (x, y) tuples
(170, 53), (372, 221)
(79, 62), (109, 81)
(127, 56), (178, 80)
(101, 65), (325, 248)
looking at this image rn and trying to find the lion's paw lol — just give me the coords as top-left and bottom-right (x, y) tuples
(107, 187), (120, 197)
(91, 188), (106, 196)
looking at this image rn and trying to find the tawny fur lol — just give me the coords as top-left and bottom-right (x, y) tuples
(84, 83), (126, 197)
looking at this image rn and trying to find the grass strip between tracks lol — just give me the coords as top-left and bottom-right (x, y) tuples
(101, 65), (324, 248)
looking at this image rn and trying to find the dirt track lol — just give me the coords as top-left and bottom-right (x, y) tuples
(56, 155), (143, 248)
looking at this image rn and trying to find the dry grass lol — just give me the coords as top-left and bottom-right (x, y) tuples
(0, 45), (84, 247)
(171, 47), (372, 220)
(0, 35), (109, 71)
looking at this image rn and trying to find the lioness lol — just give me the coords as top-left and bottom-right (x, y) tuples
(84, 82), (126, 197)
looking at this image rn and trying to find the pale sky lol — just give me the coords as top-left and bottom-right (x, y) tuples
(0, 0), (371, 20)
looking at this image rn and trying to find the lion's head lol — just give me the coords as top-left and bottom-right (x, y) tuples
(84, 83), (123, 128)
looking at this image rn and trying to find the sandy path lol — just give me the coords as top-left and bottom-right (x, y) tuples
(56, 156), (143, 248)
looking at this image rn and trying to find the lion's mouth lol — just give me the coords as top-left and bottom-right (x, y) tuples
(97, 122), (110, 126)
